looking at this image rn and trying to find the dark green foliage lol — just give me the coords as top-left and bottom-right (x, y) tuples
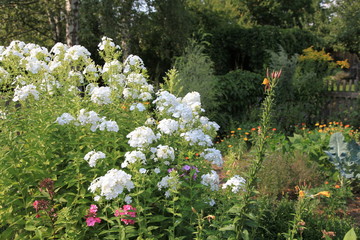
(207, 25), (319, 74)
(215, 70), (263, 130)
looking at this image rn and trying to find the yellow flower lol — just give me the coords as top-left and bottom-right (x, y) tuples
(299, 190), (306, 199)
(262, 78), (270, 85)
(230, 130), (235, 133)
(244, 137), (248, 141)
(314, 191), (330, 198)
(315, 123), (319, 126)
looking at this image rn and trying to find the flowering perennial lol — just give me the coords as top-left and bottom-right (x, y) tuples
(88, 169), (135, 200)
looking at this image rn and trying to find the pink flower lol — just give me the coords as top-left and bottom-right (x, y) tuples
(89, 204), (98, 214)
(86, 217), (101, 226)
(114, 205), (136, 225)
(33, 200), (39, 211)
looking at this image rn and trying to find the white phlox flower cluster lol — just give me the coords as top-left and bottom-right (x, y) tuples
(50, 42), (69, 56)
(68, 71), (84, 84)
(145, 117), (156, 125)
(123, 54), (146, 73)
(122, 150), (147, 168)
(98, 36), (121, 51)
(90, 86), (112, 105)
(107, 74), (126, 88)
(13, 84), (40, 101)
(64, 45), (91, 61)
(55, 113), (76, 125)
(126, 126), (158, 148)
(150, 145), (175, 162)
(153, 90), (195, 122)
(124, 195), (132, 204)
(157, 119), (179, 135)
(201, 170), (220, 191)
(102, 60), (122, 74)
(21, 56), (49, 74)
(222, 175), (246, 193)
(56, 109), (119, 132)
(180, 129), (213, 147)
(181, 92), (203, 112)
(130, 103), (146, 112)
(88, 169), (135, 200)
(199, 116), (220, 132)
(39, 74), (62, 95)
(157, 174), (181, 198)
(200, 148), (223, 167)
(84, 150), (106, 167)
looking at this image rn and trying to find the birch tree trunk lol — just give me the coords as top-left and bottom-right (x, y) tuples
(65, 0), (79, 46)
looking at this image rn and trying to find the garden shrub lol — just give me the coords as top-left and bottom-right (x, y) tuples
(216, 69), (263, 131)
(172, 39), (220, 119)
(0, 38), (234, 239)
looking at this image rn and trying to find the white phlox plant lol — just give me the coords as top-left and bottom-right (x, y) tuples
(222, 175), (246, 193)
(88, 169), (135, 200)
(84, 150), (106, 167)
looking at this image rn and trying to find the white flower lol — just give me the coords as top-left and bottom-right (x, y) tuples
(180, 129), (213, 147)
(13, 84), (40, 101)
(50, 42), (68, 55)
(56, 113), (75, 125)
(139, 168), (147, 174)
(182, 91), (202, 112)
(222, 175), (246, 193)
(130, 103), (146, 112)
(157, 174), (181, 198)
(200, 148), (223, 167)
(199, 116), (220, 131)
(122, 150), (146, 168)
(126, 73), (147, 85)
(201, 170), (219, 191)
(154, 167), (161, 174)
(206, 199), (216, 206)
(84, 150), (106, 167)
(90, 86), (112, 105)
(156, 145), (175, 161)
(145, 118), (156, 125)
(94, 195), (101, 202)
(124, 195), (132, 204)
(64, 45), (91, 61)
(89, 169), (134, 200)
(127, 126), (157, 148)
(0, 110), (6, 119)
(123, 54), (145, 73)
(157, 119), (179, 135)
(98, 120), (119, 132)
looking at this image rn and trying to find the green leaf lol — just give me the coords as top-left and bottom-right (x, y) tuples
(219, 224), (235, 231)
(343, 228), (357, 240)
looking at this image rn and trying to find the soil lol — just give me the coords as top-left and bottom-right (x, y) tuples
(347, 193), (360, 227)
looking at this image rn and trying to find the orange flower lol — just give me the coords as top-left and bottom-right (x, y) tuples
(230, 130), (235, 133)
(325, 181), (329, 185)
(334, 185), (340, 189)
(228, 145), (232, 148)
(262, 78), (270, 90)
(272, 128), (277, 131)
(245, 132), (249, 135)
(299, 190), (306, 199)
(345, 124), (350, 128)
(244, 137), (248, 141)
(314, 191), (331, 198)
(251, 128), (256, 131)
(237, 128), (242, 130)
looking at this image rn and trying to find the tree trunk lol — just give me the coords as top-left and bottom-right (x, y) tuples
(65, 0), (79, 46)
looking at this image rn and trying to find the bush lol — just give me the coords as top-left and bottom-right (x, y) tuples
(216, 69), (263, 130)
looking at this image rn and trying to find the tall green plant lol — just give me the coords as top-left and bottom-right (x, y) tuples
(173, 39), (220, 116)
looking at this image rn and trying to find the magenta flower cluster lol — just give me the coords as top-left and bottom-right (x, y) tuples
(85, 204), (101, 226)
(114, 204), (136, 225)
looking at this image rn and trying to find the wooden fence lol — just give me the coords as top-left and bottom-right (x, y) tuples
(323, 77), (359, 121)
